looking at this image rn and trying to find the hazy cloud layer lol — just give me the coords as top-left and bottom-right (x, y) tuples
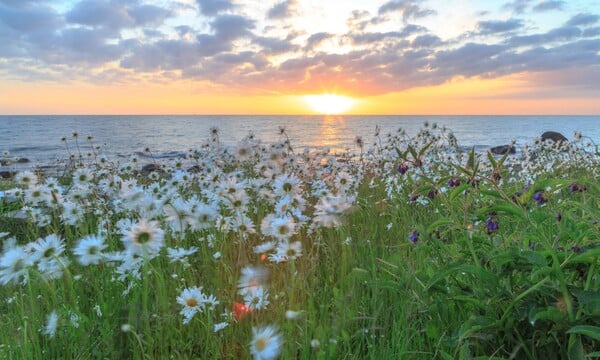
(0, 0), (599, 96)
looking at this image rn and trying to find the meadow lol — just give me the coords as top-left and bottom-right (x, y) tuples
(0, 124), (598, 359)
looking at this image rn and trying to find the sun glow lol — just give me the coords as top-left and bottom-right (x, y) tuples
(304, 94), (355, 115)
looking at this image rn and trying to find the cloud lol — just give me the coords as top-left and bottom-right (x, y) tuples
(305, 32), (333, 50)
(566, 13), (600, 27)
(267, 0), (296, 20)
(0, 2), (62, 32)
(532, 0), (564, 12)
(66, 0), (172, 30)
(378, 0), (436, 21)
(196, 0), (234, 16)
(508, 26), (582, 47)
(502, 0), (533, 14)
(477, 19), (523, 34)
(66, 0), (132, 29)
(0, 0), (599, 98)
(210, 14), (254, 41)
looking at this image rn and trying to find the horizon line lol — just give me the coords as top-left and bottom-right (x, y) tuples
(1, 113), (599, 117)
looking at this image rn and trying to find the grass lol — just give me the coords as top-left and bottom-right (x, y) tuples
(0, 125), (598, 359)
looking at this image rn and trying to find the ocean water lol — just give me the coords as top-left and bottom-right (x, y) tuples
(0, 115), (599, 170)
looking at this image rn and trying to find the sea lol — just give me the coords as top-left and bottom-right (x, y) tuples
(0, 115), (599, 171)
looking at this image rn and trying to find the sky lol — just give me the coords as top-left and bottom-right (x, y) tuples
(0, 0), (599, 114)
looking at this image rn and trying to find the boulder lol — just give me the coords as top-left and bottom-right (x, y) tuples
(490, 145), (516, 155)
(187, 165), (202, 173)
(541, 131), (568, 144)
(0, 171), (15, 179)
(140, 163), (161, 177)
(16, 158), (30, 163)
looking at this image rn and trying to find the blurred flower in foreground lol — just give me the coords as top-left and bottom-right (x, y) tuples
(237, 265), (269, 296)
(0, 246), (33, 285)
(250, 325), (283, 360)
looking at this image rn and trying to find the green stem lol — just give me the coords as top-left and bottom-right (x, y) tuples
(500, 276), (551, 325)
(550, 252), (575, 322)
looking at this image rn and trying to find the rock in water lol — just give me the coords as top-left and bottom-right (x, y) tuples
(0, 171), (15, 179)
(490, 145), (516, 155)
(141, 163), (161, 177)
(541, 131), (568, 143)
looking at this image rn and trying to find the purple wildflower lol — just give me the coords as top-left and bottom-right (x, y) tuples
(485, 217), (499, 235)
(568, 183), (586, 193)
(409, 230), (419, 244)
(427, 189), (437, 200)
(397, 164), (408, 175)
(447, 177), (460, 188)
(532, 191), (547, 205)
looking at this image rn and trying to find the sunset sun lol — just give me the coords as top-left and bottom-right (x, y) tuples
(304, 94), (355, 115)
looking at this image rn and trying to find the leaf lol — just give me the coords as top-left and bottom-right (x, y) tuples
(426, 219), (454, 234)
(449, 295), (487, 310)
(570, 248), (600, 264)
(418, 140), (435, 158)
(438, 351), (454, 360)
(460, 341), (473, 360)
(425, 263), (499, 291)
(467, 147), (476, 170)
(458, 315), (496, 341)
(407, 145), (417, 160)
(453, 164), (473, 177)
(450, 183), (472, 202)
(568, 335), (585, 360)
(572, 290), (600, 316)
(528, 307), (566, 325)
(497, 149), (511, 167)
(480, 202), (526, 220)
(487, 151), (497, 168)
(567, 325), (600, 341)
(395, 147), (404, 158)
(480, 189), (503, 198)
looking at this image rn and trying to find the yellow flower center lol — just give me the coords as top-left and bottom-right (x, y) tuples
(255, 337), (268, 351)
(186, 298), (198, 307)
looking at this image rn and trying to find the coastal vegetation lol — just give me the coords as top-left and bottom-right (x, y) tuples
(0, 124), (598, 359)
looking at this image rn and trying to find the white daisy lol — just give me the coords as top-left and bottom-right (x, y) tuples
(249, 325), (283, 360)
(188, 202), (218, 231)
(214, 321), (229, 333)
(176, 287), (205, 324)
(73, 235), (106, 266)
(121, 219), (165, 258)
(273, 240), (302, 261)
(272, 173), (302, 198)
(30, 234), (69, 280)
(0, 246), (33, 285)
(262, 215), (296, 241)
(166, 247), (198, 263)
(244, 287), (270, 310)
(14, 170), (38, 188)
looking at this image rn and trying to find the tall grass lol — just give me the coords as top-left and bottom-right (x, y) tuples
(0, 124), (598, 359)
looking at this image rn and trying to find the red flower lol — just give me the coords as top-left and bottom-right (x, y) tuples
(232, 302), (253, 321)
